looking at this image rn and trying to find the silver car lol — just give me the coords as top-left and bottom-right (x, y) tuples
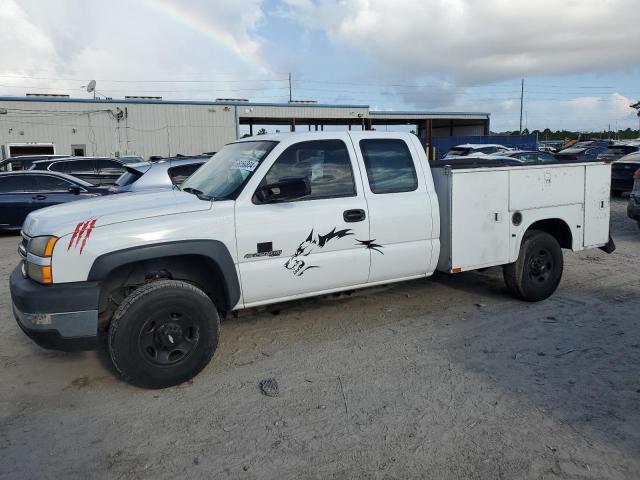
(109, 157), (209, 193)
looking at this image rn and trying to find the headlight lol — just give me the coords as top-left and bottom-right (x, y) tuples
(28, 236), (58, 257)
(25, 235), (58, 284)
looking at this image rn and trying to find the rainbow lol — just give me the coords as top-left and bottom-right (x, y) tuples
(142, 0), (271, 74)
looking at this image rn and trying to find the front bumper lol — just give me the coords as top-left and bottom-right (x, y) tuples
(611, 177), (634, 192)
(9, 265), (100, 351)
(628, 195), (640, 221)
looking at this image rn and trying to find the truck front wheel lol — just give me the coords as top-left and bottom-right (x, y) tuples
(108, 280), (219, 388)
(503, 230), (563, 302)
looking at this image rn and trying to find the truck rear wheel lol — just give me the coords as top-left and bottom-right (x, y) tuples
(108, 280), (219, 389)
(503, 230), (563, 302)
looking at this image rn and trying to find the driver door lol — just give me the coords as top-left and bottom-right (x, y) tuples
(235, 136), (371, 307)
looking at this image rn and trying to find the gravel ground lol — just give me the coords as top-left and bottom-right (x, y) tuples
(0, 197), (638, 479)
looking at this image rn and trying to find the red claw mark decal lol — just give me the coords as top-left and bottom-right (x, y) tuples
(67, 218), (97, 254)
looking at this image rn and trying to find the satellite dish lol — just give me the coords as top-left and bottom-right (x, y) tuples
(86, 80), (96, 93)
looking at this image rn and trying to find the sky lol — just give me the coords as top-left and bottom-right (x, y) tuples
(1, 0), (639, 132)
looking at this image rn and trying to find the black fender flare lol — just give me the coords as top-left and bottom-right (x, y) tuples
(87, 240), (240, 310)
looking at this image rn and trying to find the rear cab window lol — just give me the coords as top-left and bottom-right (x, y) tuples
(359, 139), (418, 194)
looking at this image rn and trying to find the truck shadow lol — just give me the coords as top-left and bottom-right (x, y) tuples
(215, 266), (639, 457)
(439, 281), (640, 457)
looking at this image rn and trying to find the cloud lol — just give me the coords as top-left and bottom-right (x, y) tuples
(0, 0), (275, 99)
(281, 0), (640, 85)
(568, 96), (601, 110)
(0, 1), (59, 76)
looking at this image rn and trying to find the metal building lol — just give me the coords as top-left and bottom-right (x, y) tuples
(0, 96), (490, 159)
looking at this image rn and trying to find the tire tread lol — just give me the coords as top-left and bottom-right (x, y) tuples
(108, 279), (218, 388)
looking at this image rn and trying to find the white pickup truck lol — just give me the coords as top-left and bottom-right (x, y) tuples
(10, 132), (615, 388)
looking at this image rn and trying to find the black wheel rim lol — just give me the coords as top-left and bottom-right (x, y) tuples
(528, 248), (553, 284)
(138, 309), (200, 366)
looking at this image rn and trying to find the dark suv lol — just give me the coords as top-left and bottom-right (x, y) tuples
(555, 140), (612, 162)
(30, 157), (129, 185)
(0, 155), (69, 172)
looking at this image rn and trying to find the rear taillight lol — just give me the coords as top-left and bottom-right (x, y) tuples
(635, 168), (640, 178)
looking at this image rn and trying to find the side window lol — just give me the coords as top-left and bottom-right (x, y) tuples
(519, 153), (537, 163)
(55, 160), (94, 174)
(34, 175), (74, 191)
(481, 147), (499, 154)
(538, 153), (555, 163)
(359, 139), (418, 194)
(260, 140), (356, 201)
(0, 175), (28, 193)
(97, 160), (124, 173)
(49, 162), (68, 173)
(168, 163), (203, 186)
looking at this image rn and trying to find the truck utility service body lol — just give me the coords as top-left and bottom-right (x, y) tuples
(10, 132), (614, 388)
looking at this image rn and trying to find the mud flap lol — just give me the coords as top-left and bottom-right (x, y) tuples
(598, 234), (616, 254)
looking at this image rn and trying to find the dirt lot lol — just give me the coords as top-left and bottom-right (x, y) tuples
(0, 197), (638, 479)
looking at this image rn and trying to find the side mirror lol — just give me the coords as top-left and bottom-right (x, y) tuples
(69, 186), (81, 195)
(254, 177), (310, 203)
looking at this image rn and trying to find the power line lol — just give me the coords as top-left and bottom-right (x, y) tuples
(0, 74), (288, 84)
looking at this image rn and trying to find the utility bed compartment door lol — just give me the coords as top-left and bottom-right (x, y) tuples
(583, 163), (611, 247)
(450, 170), (510, 269)
(509, 165), (584, 210)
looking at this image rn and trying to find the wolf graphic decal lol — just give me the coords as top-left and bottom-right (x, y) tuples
(285, 227), (384, 276)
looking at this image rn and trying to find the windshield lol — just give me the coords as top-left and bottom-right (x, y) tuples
(181, 141), (277, 200)
(445, 148), (470, 158)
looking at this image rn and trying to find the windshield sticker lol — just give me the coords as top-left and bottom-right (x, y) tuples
(232, 158), (259, 172)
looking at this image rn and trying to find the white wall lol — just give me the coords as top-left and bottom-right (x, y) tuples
(0, 100), (237, 158)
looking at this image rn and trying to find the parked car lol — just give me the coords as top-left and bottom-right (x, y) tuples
(117, 155), (144, 164)
(0, 155), (70, 172)
(628, 168), (640, 228)
(0, 171), (109, 231)
(538, 141), (563, 153)
(30, 157), (129, 185)
(555, 140), (611, 162)
(436, 155), (523, 168)
(611, 151), (640, 196)
(596, 144), (640, 163)
(109, 157), (208, 193)
(444, 144), (512, 159)
(491, 150), (557, 164)
(10, 132), (614, 388)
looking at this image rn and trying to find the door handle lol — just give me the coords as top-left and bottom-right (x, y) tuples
(343, 209), (366, 223)
(32, 195), (47, 200)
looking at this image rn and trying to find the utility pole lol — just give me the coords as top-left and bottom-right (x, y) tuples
(519, 78), (524, 135)
(289, 72), (292, 103)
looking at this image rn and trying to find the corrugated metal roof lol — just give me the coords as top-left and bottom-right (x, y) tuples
(0, 96), (490, 117)
(0, 96), (369, 109)
(370, 110), (490, 117)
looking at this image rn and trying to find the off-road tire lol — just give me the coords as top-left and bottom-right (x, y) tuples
(503, 230), (563, 302)
(108, 280), (219, 389)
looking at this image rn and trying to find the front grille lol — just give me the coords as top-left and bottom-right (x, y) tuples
(18, 233), (30, 259)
